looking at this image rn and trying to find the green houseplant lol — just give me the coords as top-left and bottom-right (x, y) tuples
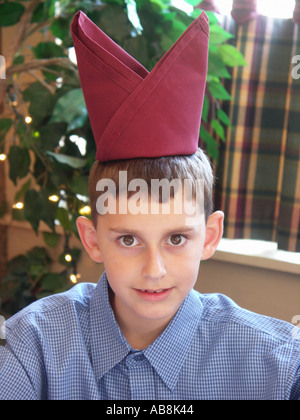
(0, 0), (245, 316)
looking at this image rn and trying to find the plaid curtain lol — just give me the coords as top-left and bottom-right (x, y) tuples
(215, 15), (300, 252)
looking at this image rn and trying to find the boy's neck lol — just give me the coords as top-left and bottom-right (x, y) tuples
(108, 288), (173, 349)
(118, 320), (169, 350)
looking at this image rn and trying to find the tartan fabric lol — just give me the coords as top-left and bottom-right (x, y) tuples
(216, 15), (300, 252)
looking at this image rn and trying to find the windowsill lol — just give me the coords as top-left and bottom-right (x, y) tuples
(213, 238), (300, 275)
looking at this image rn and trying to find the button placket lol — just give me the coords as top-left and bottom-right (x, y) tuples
(125, 351), (145, 368)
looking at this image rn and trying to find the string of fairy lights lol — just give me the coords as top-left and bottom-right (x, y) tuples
(1, 108), (91, 285)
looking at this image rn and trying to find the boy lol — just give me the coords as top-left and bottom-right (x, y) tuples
(0, 11), (300, 400)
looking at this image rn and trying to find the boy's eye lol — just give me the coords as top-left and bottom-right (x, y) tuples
(119, 235), (138, 247)
(167, 234), (186, 246)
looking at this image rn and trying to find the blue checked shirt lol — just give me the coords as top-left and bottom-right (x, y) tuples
(1, 272), (300, 400)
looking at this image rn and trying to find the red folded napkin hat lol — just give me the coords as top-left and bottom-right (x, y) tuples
(71, 10), (209, 162)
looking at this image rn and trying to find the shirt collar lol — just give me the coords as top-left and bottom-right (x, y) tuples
(144, 289), (203, 390)
(89, 272), (131, 381)
(89, 272), (203, 390)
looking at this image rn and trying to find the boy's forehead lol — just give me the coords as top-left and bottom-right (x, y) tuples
(95, 177), (205, 218)
(96, 191), (205, 232)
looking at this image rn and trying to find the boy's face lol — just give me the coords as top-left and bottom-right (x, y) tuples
(77, 192), (223, 338)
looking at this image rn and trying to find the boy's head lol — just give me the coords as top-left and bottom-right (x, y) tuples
(77, 149), (224, 347)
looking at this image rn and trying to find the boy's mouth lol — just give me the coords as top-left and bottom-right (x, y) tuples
(134, 287), (173, 302)
(139, 289), (165, 293)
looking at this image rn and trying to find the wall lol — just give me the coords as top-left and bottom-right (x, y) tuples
(196, 258), (300, 323)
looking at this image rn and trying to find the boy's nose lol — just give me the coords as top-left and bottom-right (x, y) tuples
(142, 248), (167, 280)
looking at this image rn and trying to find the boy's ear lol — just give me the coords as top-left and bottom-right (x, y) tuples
(201, 211), (224, 261)
(76, 216), (103, 263)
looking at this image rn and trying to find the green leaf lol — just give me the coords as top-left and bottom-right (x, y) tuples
(31, 2), (47, 23)
(15, 179), (32, 202)
(15, 119), (32, 147)
(29, 263), (46, 279)
(37, 123), (67, 151)
(0, 118), (13, 136)
(13, 55), (25, 65)
(205, 11), (219, 25)
(208, 81), (232, 100)
(43, 232), (60, 248)
(56, 207), (71, 232)
(99, 4), (132, 42)
(49, 166), (72, 190)
(23, 82), (56, 127)
(200, 126), (219, 161)
(70, 176), (89, 196)
(8, 146), (31, 185)
(32, 41), (65, 59)
(217, 108), (232, 127)
(191, 9), (202, 19)
(50, 18), (71, 43)
(211, 118), (226, 141)
(160, 34), (173, 52)
(50, 89), (88, 131)
(200, 125), (214, 144)
(47, 151), (87, 169)
(208, 51), (231, 79)
(185, 0), (202, 6)
(41, 273), (66, 291)
(209, 24), (234, 44)
(121, 35), (149, 68)
(218, 44), (247, 67)
(7, 255), (29, 275)
(169, 18), (188, 40)
(24, 190), (42, 233)
(45, 0), (56, 18)
(0, 2), (25, 27)
(0, 118), (13, 147)
(27, 247), (51, 265)
(39, 190), (57, 232)
(201, 94), (209, 123)
(24, 190), (57, 234)
(31, 41), (66, 81)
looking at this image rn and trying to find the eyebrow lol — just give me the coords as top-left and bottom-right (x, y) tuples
(108, 226), (197, 235)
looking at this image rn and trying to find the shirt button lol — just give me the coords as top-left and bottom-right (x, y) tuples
(134, 355), (144, 362)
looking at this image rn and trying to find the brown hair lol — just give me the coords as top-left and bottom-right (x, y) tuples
(88, 148), (214, 226)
